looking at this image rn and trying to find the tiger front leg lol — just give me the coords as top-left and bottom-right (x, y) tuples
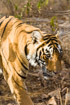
(11, 79), (34, 105)
(3, 69), (34, 105)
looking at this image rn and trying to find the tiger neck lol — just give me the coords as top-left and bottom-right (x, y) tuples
(17, 35), (29, 69)
(25, 43), (37, 67)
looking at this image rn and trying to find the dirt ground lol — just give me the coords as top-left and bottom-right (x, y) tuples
(0, 15), (70, 105)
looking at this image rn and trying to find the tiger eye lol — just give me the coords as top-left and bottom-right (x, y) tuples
(46, 54), (50, 58)
(43, 55), (46, 59)
(43, 54), (48, 60)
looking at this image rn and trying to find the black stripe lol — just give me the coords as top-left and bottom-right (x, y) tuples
(46, 39), (51, 44)
(13, 63), (27, 77)
(35, 59), (40, 66)
(37, 43), (45, 51)
(54, 42), (59, 47)
(43, 35), (52, 37)
(16, 71), (26, 79)
(5, 16), (9, 18)
(39, 50), (41, 59)
(48, 42), (58, 47)
(45, 38), (58, 44)
(42, 48), (44, 55)
(19, 30), (24, 34)
(24, 45), (28, 56)
(48, 43), (53, 47)
(0, 20), (4, 26)
(17, 56), (28, 70)
(51, 37), (57, 39)
(13, 65), (26, 79)
(19, 30), (33, 34)
(1, 17), (13, 38)
(43, 36), (58, 41)
(43, 37), (49, 40)
(43, 35), (51, 40)
(12, 76), (26, 90)
(37, 39), (52, 51)
(13, 20), (20, 24)
(39, 59), (45, 65)
(35, 51), (37, 58)
(51, 38), (58, 42)
(16, 22), (23, 28)
(37, 36), (59, 53)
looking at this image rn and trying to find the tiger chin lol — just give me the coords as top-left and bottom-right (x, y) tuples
(0, 16), (62, 105)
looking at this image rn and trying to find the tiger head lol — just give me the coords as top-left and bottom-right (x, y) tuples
(26, 31), (62, 76)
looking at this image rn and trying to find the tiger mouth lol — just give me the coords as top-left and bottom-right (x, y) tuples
(36, 59), (57, 78)
(42, 66), (57, 78)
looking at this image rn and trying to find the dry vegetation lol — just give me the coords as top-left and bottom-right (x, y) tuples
(0, 0), (70, 18)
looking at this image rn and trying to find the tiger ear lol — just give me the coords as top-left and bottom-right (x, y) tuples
(55, 31), (63, 37)
(32, 31), (42, 44)
(55, 31), (59, 37)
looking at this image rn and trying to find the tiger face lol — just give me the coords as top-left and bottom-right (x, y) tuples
(26, 31), (62, 76)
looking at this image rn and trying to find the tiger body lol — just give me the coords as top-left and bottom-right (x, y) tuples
(0, 16), (62, 105)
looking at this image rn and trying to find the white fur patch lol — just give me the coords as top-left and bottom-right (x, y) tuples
(32, 31), (42, 42)
(44, 76), (49, 80)
(44, 46), (53, 58)
(0, 69), (2, 74)
(57, 45), (62, 53)
(27, 53), (37, 67)
(29, 59), (37, 66)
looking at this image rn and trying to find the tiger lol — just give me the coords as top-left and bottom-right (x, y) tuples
(0, 16), (62, 105)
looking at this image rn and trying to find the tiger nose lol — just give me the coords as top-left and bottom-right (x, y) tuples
(47, 69), (60, 74)
(53, 70), (61, 74)
(53, 71), (58, 74)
